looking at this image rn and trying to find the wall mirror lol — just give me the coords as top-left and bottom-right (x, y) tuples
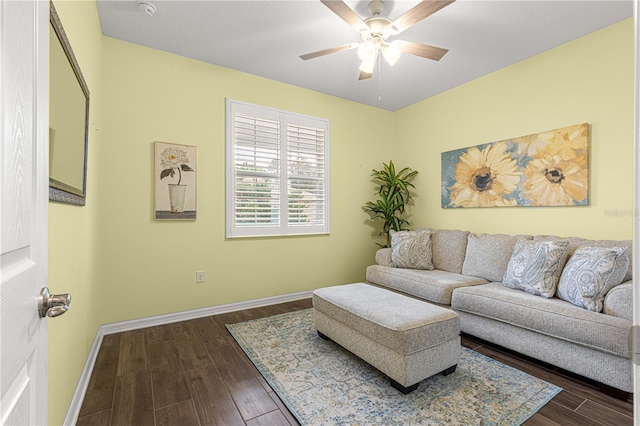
(49, 1), (89, 205)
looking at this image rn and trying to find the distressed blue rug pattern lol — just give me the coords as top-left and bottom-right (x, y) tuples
(227, 308), (561, 426)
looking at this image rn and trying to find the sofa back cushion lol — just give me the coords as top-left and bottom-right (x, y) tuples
(424, 228), (470, 273)
(534, 235), (632, 282)
(462, 233), (533, 282)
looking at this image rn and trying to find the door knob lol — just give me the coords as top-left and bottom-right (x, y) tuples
(38, 287), (71, 318)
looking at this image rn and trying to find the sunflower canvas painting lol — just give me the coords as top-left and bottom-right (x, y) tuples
(441, 124), (589, 208)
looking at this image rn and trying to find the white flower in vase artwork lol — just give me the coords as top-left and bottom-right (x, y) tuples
(159, 147), (194, 213)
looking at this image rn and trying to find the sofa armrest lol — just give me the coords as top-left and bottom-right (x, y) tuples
(375, 248), (392, 267)
(603, 281), (632, 322)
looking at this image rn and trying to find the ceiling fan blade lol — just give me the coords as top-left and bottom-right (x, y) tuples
(397, 41), (449, 61)
(358, 70), (372, 80)
(321, 0), (369, 33)
(390, 0), (455, 34)
(299, 43), (359, 61)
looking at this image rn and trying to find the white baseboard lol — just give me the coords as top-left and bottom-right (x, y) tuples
(63, 290), (314, 425)
(63, 331), (103, 426)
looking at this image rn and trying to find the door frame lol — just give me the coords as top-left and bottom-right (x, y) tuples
(633, 0), (639, 419)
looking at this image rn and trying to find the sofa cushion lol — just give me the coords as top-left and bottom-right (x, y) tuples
(451, 283), (631, 357)
(366, 265), (488, 305)
(424, 228), (469, 274)
(389, 229), (434, 270)
(462, 233), (533, 282)
(556, 246), (629, 312)
(503, 239), (570, 298)
(534, 235), (632, 282)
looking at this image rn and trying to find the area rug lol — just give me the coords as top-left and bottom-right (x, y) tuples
(227, 308), (561, 425)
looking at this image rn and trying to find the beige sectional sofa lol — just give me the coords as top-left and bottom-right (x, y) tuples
(366, 228), (633, 395)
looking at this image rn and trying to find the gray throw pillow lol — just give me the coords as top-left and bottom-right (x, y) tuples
(557, 246), (629, 312)
(390, 229), (434, 270)
(503, 239), (570, 298)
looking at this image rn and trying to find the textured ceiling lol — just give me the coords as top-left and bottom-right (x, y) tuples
(97, 0), (633, 111)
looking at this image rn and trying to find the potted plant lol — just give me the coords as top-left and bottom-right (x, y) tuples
(363, 161), (418, 247)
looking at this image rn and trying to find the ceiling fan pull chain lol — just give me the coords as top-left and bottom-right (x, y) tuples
(378, 54), (382, 102)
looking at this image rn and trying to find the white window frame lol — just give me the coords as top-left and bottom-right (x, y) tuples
(225, 99), (330, 238)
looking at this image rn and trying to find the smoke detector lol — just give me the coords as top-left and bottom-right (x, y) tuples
(138, 2), (156, 17)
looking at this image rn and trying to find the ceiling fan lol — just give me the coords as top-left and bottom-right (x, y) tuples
(300, 0), (455, 80)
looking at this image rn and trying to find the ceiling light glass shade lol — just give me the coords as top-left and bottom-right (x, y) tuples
(381, 41), (401, 66)
(357, 41), (377, 61)
(359, 55), (377, 74)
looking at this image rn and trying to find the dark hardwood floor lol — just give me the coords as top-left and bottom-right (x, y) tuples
(77, 299), (633, 426)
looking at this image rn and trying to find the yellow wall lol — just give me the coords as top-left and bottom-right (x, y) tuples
(47, 4), (634, 423)
(396, 18), (634, 240)
(97, 37), (394, 324)
(48, 1), (103, 424)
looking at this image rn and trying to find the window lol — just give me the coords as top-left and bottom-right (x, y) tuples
(226, 99), (330, 237)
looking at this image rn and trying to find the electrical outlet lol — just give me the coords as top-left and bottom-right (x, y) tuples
(196, 270), (205, 283)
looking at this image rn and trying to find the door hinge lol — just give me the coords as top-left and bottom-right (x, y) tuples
(629, 325), (640, 365)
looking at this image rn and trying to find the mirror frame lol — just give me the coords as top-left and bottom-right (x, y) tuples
(49, 1), (90, 206)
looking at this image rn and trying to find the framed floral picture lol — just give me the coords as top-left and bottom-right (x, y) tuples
(154, 141), (197, 220)
(441, 123), (589, 208)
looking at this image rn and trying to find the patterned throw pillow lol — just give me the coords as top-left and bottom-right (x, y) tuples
(557, 246), (629, 312)
(389, 229), (434, 270)
(503, 239), (570, 298)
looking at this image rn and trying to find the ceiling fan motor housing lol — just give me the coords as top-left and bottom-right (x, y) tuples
(363, 16), (393, 38)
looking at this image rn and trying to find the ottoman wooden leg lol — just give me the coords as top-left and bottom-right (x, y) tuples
(443, 364), (457, 376)
(390, 378), (419, 395)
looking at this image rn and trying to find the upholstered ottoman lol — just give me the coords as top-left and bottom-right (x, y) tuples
(313, 283), (460, 394)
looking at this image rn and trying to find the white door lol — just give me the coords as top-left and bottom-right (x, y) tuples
(0, 0), (49, 425)
(634, 1), (640, 423)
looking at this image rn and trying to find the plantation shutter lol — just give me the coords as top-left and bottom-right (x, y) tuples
(286, 118), (327, 228)
(226, 99), (330, 237)
(233, 112), (281, 229)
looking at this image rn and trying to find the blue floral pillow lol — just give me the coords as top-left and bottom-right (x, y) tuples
(503, 239), (570, 298)
(390, 229), (434, 270)
(557, 246), (629, 312)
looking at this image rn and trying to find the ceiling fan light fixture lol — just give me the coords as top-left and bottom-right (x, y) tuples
(357, 41), (377, 61)
(381, 41), (402, 66)
(359, 54), (377, 74)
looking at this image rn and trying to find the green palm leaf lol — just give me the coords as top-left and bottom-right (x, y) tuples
(362, 160), (418, 247)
